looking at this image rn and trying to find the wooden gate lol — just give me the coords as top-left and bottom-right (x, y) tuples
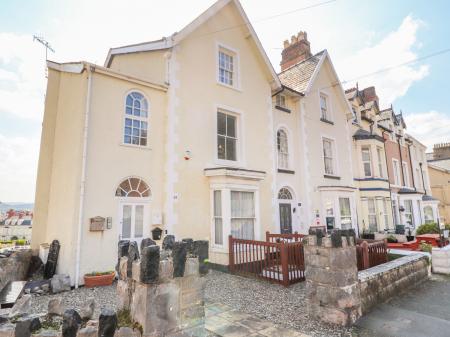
(228, 235), (305, 286)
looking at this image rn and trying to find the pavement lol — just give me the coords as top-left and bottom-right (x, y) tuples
(354, 274), (450, 337)
(206, 302), (309, 337)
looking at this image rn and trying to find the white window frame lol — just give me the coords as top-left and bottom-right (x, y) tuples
(377, 147), (385, 178)
(214, 105), (244, 166)
(338, 197), (352, 230)
(367, 198), (378, 232)
(276, 94), (287, 108)
(121, 90), (150, 149)
(361, 146), (372, 177)
(404, 199), (414, 227)
(402, 162), (409, 187)
(392, 159), (401, 186)
(277, 127), (290, 170)
(216, 43), (240, 91)
(210, 184), (260, 251)
(322, 136), (338, 176)
(319, 92), (332, 122)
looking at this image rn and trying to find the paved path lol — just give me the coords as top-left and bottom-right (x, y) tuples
(355, 274), (450, 337)
(206, 302), (309, 337)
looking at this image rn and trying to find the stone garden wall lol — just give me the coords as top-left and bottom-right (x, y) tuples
(358, 254), (429, 314)
(0, 250), (32, 290)
(305, 230), (430, 326)
(0, 236), (209, 337)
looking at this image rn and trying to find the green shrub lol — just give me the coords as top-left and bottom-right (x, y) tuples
(420, 242), (433, 253)
(10, 236), (18, 240)
(14, 240), (26, 246)
(386, 235), (398, 243)
(445, 223), (450, 231)
(416, 223), (440, 235)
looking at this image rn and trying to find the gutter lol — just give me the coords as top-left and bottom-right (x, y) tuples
(74, 65), (94, 288)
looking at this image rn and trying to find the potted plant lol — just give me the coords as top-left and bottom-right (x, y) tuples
(84, 270), (115, 288)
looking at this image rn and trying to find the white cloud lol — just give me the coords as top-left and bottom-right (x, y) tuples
(0, 134), (40, 202)
(0, 33), (46, 120)
(338, 15), (429, 106)
(404, 111), (450, 150)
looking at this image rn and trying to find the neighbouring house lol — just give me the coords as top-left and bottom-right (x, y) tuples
(273, 32), (357, 235)
(428, 154), (450, 225)
(346, 86), (392, 235)
(378, 107), (438, 233)
(407, 135), (440, 224)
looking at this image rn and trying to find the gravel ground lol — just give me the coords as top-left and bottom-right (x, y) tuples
(28, 271), (358, 336)
(29, 283), (118, 318)
(205, 270), (355, 337)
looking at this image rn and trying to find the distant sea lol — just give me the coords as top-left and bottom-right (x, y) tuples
(0, 202), (34, 212)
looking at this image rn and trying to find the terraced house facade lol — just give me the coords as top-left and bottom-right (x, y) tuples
(32, 0), (438, 285)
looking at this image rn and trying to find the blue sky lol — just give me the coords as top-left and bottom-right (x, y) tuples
(1, 0), (449, 201)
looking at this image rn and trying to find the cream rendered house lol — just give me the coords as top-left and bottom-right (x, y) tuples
(33, 0), (359, 286)
(346, 86), (393, 235)
(273, 33), (357, 234)
(33, 0), (284, 286)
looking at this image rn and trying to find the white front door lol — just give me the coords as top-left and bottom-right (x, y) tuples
(119, 202), (149, 246)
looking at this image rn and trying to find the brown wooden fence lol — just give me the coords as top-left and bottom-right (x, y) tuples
(228, 235), (305, 286)
(356, 239), (388, 271)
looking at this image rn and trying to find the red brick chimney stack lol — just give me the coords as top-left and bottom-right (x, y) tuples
(280, 31), (312, 71)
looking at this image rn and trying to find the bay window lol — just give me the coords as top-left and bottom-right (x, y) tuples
(339, 197), (352, 229)
(404, 200), (414, 227)
(211, 188), (257, 246)
(377, 147), (384, 178)
(368, 198), (378, 232)
(231, 191), (255, 240)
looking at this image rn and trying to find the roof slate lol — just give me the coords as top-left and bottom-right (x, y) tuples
(278, 51), (325, 94)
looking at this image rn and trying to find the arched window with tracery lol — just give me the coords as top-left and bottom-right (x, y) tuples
(115, 177), (151, 197)
(124, 92), (148, 146)
(277, 129), (289, 169)
(278, 187), (293, 200)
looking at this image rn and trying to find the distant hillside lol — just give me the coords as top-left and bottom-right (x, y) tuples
(0, 202), (34, 212)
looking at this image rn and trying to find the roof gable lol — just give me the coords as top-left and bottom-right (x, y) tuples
(105, 0), (281, 90)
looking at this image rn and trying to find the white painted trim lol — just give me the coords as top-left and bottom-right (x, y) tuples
(47, 61), (168, 91)
(299, 100), (312, 226)
(74, 67), (93, 288)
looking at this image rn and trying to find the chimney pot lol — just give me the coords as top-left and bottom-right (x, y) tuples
(280, 30), (312, 71)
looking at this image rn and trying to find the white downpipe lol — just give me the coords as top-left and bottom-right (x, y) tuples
(75, 66), (93, 288)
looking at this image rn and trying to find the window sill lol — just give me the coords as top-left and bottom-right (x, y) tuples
(275, 105), (291, 113)
(278, 169), (295, 174)
(217, 81), (242, 93)
(324, 174), (341, 180)
(320, 118), (334, 125)
(120, 143), (152, 151)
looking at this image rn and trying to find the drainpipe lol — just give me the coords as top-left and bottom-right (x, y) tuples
(75, 65), (94, 288)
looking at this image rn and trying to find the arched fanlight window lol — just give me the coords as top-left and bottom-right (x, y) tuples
(124, 92), (149, 146)
(278, 187), (292, 200)
(115, 177), (151, 197)
(277, 129), (289, 169)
